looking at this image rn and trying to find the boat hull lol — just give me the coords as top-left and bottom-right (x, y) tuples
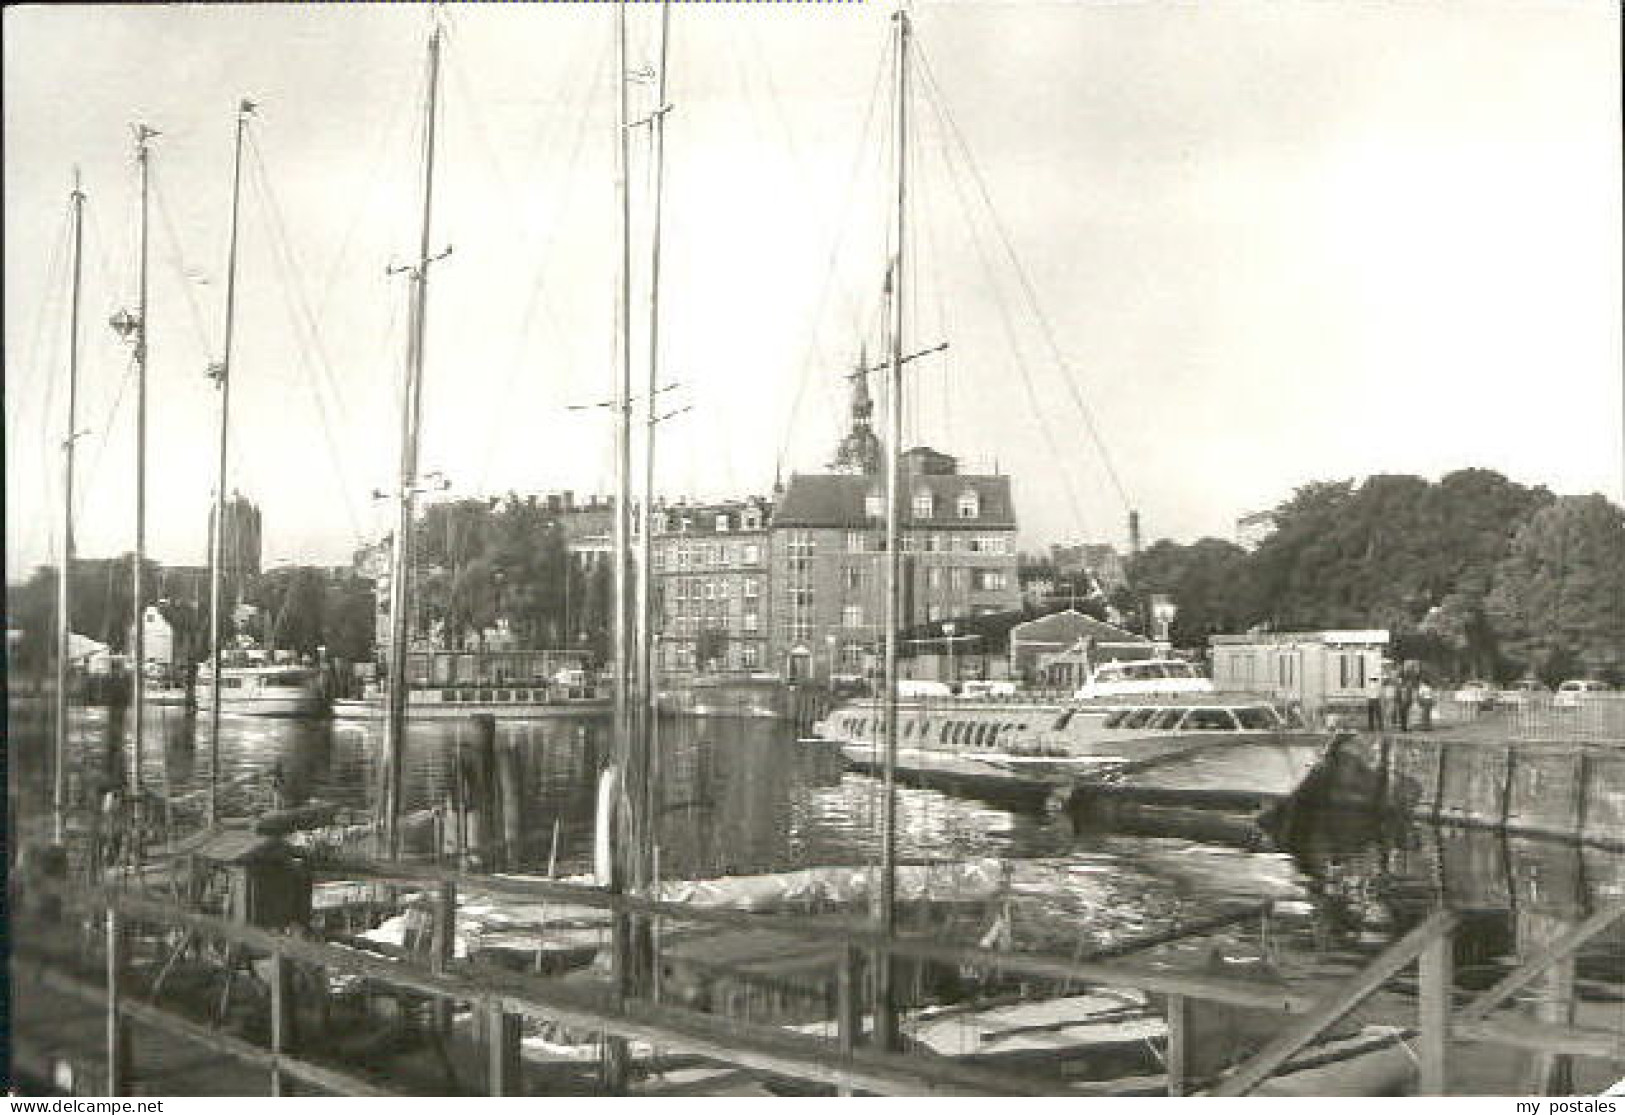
(196, 693), (330, 718)
(331, 696), (610, 721)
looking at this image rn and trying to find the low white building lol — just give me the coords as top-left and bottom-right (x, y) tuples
(1209, 629), (1388, 715)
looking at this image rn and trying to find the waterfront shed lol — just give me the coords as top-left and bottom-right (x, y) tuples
(1209, 629), (1388, 715)
(174, 829), (312, 930)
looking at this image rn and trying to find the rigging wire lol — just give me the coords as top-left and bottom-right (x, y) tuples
(150, 163), (221, 361)
(12, 195), (76, 568)
(770, 30), (892, 481)
(914, 43), (1133, 518)
(472, 27), (613, 493)
(243, 129), (367, 544)
(926, 79), (1096, 544)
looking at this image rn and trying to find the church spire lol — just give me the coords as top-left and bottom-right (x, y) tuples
(830, 346), (883, 475)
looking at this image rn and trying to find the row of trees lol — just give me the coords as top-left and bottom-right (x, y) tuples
(5, 556), (379, 673)
(409, 495), (614, 660)
(1114, 470), (1625, 685)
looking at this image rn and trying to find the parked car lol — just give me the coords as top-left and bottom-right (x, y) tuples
(1452, 680), (1497, 710)
(958, 679), (1017, 699)
(1554, 679), (1611, 708)
(1496, 678), (1548, 707)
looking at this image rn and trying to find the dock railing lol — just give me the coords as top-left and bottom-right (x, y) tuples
(14, 859), (1623, 1097)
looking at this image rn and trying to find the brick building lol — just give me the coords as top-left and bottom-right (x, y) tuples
(651, 498), (773, 675)
(770, 446), (1020, 682)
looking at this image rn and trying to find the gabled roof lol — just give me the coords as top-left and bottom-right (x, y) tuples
(774, 472), (1016, 529)
(1010, 609), (1145, 648)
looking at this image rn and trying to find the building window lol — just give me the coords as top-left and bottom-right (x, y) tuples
(741, 644), (760, 668)
(865, 492), (884, 519)
(743, 509), (761, 531)
(743, 612), (759, 633)
(843, 604), (863, 629)
(975, 570), (1007, 591)
(956, 490), (979, 519)
(840, 643), (865, 669)
(844, 566), (863, 591)
(742, 543), (760, 565)
(912, 492), (934, 519)
(926, 567), (944, 591)
(846, 530), (867, 554)
(950, 568), (968, 591)
(716, 513), (730, 533)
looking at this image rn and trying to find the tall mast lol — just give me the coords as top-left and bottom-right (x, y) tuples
(637, 0), (673, 895)
(610, 0), (636, 886)
(382, 25), (445, 859)
(208, 100), (252, 829)
(130, 125), (155, 831)
(875, 5), (910, 1052)
(606, 0), (639, 1089)
(54, 171), (86, 846)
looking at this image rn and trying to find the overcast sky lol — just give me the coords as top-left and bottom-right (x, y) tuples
(6, 0), (1620, 577)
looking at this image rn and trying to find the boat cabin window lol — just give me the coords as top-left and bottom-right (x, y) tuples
(1147, 709), (1185, 730)
(1181, 708), (1238, 731)
(265, 671), (313, 687)
(1233, 706), (1281, 730)
(1102, 710), (1130, 728)
(1052, 710), (1076, 731)
(1118, 708), (1156, 729)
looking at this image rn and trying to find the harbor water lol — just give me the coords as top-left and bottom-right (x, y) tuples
(8, 702), (1623, 1092)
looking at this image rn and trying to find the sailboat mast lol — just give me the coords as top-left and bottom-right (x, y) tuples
(611, 0), (636, 882)
(383, 26), (444, 859)
(208, 101), (251, 829)
(638, 0), (672, 887)
(54, 171), (86, 846)
(130, 125), (155, 819)
(876, 5), (910, 1051)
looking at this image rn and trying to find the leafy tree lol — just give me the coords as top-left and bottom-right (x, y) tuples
(1123, 538), (1256, 649)
(1486, 495), (1625, 684)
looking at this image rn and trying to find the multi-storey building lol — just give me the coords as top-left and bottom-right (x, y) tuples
(651, 498), (773, 675)
(770, 446), (1020, 682)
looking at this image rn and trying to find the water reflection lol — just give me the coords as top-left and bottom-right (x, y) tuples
(9, 704), (1624, 1006)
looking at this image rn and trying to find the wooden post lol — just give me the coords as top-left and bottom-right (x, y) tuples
(269, 948), (286, 1096)
(1374, 734), (1393, 811)
(432, 880), (456, 1034)
(836, 945), (862, 1096)
(1418, 922), (1453, 1096)
(105, 907), (130, 1095)
(1500, 747), (1517, 829)
(486, 998), (520, 1096)
(1431, 741), (1448, 822)
(1165, 993), (1193, 1096)
(1574, 752), (1591, 843)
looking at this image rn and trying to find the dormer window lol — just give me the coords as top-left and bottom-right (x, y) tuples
(912, 492), (935, 519)
(864, 492), (884, 519)
(715, 513), (730, 533)
(743, 509), (761, 531)
(956, 489), (980, 519)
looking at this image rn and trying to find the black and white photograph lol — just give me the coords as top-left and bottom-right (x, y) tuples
(4, 0), (1622, 1100)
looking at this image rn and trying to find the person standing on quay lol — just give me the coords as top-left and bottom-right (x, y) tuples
(1417, 680), (1435, 731)
(1379, 673), (1398, 731)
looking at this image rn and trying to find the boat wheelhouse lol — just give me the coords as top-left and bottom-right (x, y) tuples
(196, 665), (329, 718)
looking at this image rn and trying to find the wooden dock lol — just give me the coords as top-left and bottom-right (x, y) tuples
(1302, 730), (1625, 850)
(11, 852), (1622, 1098)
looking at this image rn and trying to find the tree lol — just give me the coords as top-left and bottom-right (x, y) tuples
(1123, 538), (1257, 649)
(1486, 495), (1625, 684)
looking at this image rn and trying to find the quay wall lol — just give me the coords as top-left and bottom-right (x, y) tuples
(1307, 732), (1625, 851)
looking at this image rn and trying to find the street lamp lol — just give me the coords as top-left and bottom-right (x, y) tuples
(942, 621), (957, 689)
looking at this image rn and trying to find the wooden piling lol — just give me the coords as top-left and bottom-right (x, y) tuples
(1165, 993), (1193, 1096)
(432, 880), (456, 1034)
(269, 949), (286, 1096)
(105, 907), (130, 1095)
(1418, 927), (1453, 1096)
(486, 999), (520, 1096)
